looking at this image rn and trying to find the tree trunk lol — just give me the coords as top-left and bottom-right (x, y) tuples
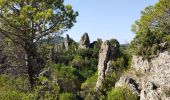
(24, 42), (39, 89)
(25, 50), (35, 89)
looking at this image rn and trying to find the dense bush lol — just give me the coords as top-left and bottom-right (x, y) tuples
(0, 75), (36, 100)
(71, 55), (84, 70)
(59, 92), (76, 100)
(107, 86), (138, 100)
(51, 64), (85, 93)
(81, 72), (97, 91)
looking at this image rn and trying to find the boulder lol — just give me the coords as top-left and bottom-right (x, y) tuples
(115, 76), (141, 96)
(79, 33), (90, 49)
(39, 67), (51, 80)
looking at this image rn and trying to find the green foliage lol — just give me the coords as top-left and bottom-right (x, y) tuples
(0, 91), (36, 100)
(59, 92), (76, 100)
(51, 64), (84, 93)
(130, 0), (170, 59)
(0, 75), (36, 100)
(112, 57), (126, 71)
(35, 76), (60, 100)
(0, 75), (29, 93)
(81, 72), (98, 90)
(107, 86), (138, 100)
(37, 42), (53, 62)
(103, 72), (121, 92)
(102, 57), (126, 91)
(0, 0), (78, 87)
(71, 55), (84, 70)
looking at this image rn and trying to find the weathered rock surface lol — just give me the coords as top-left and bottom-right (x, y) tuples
(39, 68), (51, 80)
(117, 51), (170, 100)
(115, 76), (140, 96)
(140, 82), (162, 100)
(132, 51), (170, 88)
(64, 34), (70, 50)
(131, 55), (150, 73)
(54, 34), (76, 51)
(96, 41), (111, 90)
(79, 33), (90, 49)
(96, 40), (119, 91)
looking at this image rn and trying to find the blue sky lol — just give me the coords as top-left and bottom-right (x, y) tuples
(64, 0), (158, 44)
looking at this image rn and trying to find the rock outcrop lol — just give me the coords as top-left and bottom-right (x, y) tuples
(140, 82), (162, 100)
(64, 34), (70, 50)
(132, 51), (170, 88)
(116, 51), (170, 100)
(115, 76), (141, 96)
(96, 39), (119, 91)
(54, 34), (75, 51)
(39, 68), (51, 80)
(96, 41), (111, 90)
(79, 33), (90, 49)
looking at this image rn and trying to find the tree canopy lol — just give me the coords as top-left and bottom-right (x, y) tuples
(130, 0), (170, 59)
(0, 0), (78, 87)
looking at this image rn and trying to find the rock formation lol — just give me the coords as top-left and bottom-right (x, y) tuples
(96, 41), (111, 91)
(96, 39), (119, 91)
(132, 51), (170, 88)
(115, 76), (141, 96)
(116, 51), (170, 100)
(79, 33), (90, 49)
(64, 34), (70, 50)
(39, 67), (51, 80)
(54, 34), (75, 51)
(140, 81), (162, 100)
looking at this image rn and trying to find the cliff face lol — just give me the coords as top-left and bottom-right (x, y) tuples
(132, 51), (170, 88)
(116, 51), (170, 100)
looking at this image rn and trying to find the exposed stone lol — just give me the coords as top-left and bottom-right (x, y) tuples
(132, 51), (170, 88)
(159, 42), (168, 51)
(132, 55), (150, 73)
(95, 38), (120, 91)
(79, 33), (90, 49)
(54, 42), (65, 51)
(54, 34), (75, 51)
(96, 41), (112, 91)
(39, 67), (51, 80)
(64, 34), (70, 50)
(105, 60), (112, 75)
(123, 51), (170, 100)
(115, 76), (141, 96)
(140, 82), (162, 100)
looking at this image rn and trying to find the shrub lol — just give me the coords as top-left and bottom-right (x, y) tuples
(71, 55), (84, 70)
(107, 86), (138, 100)
(50, 64), (84, 93)
(0, 91), (36, 100)
(81, 73), (98, 90)
(59, 92), (76, 100)
(0, 75), (36, 100)
(35, 76), (60, 100)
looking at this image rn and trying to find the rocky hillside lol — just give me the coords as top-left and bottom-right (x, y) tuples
(116, 51), (170, 100)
